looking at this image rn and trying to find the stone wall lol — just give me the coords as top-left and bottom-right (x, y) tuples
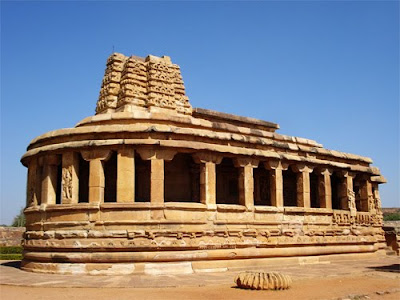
(384, 221), (400, 231)
(0, 227), (25, 247)
(383, 221), (400, 255)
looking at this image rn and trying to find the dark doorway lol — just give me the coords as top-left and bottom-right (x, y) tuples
(78, 154), (89, 203)
(283, 168), (297, 206)
(164, 154), (200, 202)
(103, 151), (117, 202)
(310, 172), (319, 208)
(254, 163), (271, 206)
(135, 154), (150, 202)
(55, 163), (62, 204)
(331, 172), (341, 209)
(216, 158), (239, 204)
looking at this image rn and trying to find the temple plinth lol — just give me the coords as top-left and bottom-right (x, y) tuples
(20, 53), (386, 275)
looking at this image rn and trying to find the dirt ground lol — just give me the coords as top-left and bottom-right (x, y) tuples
(1, 274), (399, 300)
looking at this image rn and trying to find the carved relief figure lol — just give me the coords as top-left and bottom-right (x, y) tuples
(347, 188), (357, 217)
(62, 166), (73, 200)
(368, 195), (376, 212)
(374, 194), (382, 214)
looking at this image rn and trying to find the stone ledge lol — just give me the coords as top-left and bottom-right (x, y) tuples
(21, 139), (377, 176)
(21, 244), (378, 265)
(254, 206), (284, 213)
(193, 107), (279, 131)
(216, 204), (247, 212)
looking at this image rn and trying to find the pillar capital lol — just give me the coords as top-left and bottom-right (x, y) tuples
(192, 152), (223, 164)
(338, 170), (356, 178)
(314, 167), (333, 176)
(137, 148), (176, 161)
(81, 150), (111, 161)
(233, 157), (259, 168)
(264, 160), (288, 171)
(291, 164), (313, 173)
(118, 147), (134, 157)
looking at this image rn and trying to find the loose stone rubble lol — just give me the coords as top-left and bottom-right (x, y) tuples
(235, 271), (292, 290)
(20, 52), (387, 275)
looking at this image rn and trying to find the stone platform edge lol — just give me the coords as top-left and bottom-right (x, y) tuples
(19, 251), (383, 276)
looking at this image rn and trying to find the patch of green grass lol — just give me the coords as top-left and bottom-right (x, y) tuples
(384, 213), (400, 221)
(0, 253), (22, 260)
(0, 246), (23, 254)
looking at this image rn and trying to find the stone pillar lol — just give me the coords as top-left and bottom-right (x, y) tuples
(234, 158), (258, 209)
(26, 158), (39, 207)
(41, 155), (60, 205)
(200, 162), (216, 207)
(61, 152), (79, 204)
(360, 178), (375, 213)
(292, 164), (313, 208)
(372, 183), (382, 214)
(264, 160), (288, 207)
(339, 171), (356, 214)
(150, 159), (164, 204)
(117, 148), (135, 203)
(316, 168), (332, 209)
(82, 150), (111, 204)
(137, 148), (176, 204)
(239, 165), (254, 209)
(366, 180), (375, 213)
(36, 158), (43, 205)
(89, 159), (105, 204)
(193, 153), (222, 209)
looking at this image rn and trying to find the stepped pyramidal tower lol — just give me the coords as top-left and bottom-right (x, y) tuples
(96, 53), (192, 115)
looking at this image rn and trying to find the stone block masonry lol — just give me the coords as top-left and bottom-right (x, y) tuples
(0, 227), (24, 247)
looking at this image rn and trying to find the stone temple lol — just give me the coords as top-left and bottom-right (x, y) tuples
(21, 53), (387, 275)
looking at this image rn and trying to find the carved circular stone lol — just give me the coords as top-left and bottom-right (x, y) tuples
(235, 271), (292, 290)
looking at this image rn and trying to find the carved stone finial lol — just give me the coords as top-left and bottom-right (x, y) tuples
(235, 272), (292, 290)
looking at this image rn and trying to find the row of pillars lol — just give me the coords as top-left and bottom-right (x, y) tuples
(26, 149), (376, 213)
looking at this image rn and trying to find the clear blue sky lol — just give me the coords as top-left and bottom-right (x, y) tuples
(1, 1), (399, 225)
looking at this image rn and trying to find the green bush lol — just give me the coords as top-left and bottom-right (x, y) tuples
(384, 213), (400, 221)
(0, 254), (22, 260)
(0, 246), (23, 254)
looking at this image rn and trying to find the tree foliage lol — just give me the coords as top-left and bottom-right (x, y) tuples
(11, 208), (25, 227)
(383, 213), (400, 221)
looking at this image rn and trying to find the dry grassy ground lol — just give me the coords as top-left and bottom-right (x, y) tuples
(1, 273), (399, 300)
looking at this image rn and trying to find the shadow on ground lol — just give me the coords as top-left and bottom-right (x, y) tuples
(1, 260), (21, 269)
(367, 264), (400, 273)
